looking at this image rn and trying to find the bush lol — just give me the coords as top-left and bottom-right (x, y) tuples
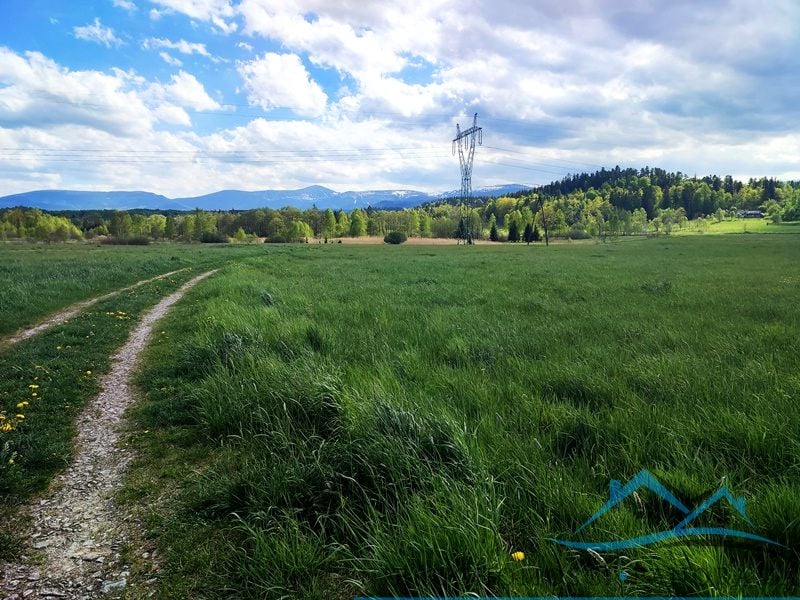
(567, 228), (591, 240)
(384, 231), (407, 244)
(200, 232), (230, 243)
(264, 235), (287, 244)
(101, 236), (151, 245)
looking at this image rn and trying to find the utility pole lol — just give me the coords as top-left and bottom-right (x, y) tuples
(452, 113), (482, 244)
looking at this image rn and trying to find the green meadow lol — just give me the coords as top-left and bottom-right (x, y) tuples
(0, 243), (265, 337)
(116, 235), (800, 597)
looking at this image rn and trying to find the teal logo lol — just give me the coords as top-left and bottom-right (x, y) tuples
(548, 469), (784, 551)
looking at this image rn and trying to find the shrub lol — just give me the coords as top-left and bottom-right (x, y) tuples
(101, 236), (151, 245)
(200, 232), (230, 243)
(384, 231), (407, 244)
(567, 228), (591, 240)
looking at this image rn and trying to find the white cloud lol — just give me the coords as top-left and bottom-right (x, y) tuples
(238, 53), (327, 117)
(149, 8), (163, 20)
(73, 18), (123, 48)
(143, 37), (211, 58)
(149, 0), (237, 33)
(112, 0), (137, 12)
(159, 51), (183, 67)
(0, 48), (153, 136)
(5, 2), (800, 197)
(146, 71), (222, 112)
(238, 1), (406, 79)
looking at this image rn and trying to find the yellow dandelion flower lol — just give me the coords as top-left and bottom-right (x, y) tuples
(85, 371), (92, 376)
(511, 551), (525, 561)
(16, 402), (28, 409)
(56, 346), (62, 350)
(16, 414), (25, 419)
(7, 458), (13, 465)
(31, 393), (38, 397)
(28, 384), (39, 389)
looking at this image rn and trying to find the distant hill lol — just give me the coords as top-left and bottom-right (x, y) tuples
(0, 184), (532, 212)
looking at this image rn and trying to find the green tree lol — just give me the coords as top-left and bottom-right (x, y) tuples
(489, 222), (498, 241)
(349, 209), (367, 237)
(164, 216), (177, 239)
(523, 222), (534, 244)
(110, 211), (132, 238)
(323, 208), (336, 238)
(508, 221), (520, 242)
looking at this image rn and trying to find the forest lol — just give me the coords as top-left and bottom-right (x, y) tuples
(2, 167), (798, 243)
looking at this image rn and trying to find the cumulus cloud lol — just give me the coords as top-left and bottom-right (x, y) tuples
(238, 53), (328, 117)
(0, 48), (152, 136)
(146, 71), (222, 113)
(4, 1), (800, 196)
(149, 0), (237, 33)
(73, 18), (123, 48)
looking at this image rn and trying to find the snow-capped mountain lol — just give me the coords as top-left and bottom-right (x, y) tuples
(0, 184), (532, 211)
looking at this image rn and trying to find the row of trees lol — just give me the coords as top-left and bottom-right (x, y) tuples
(2, 168), (798, 243)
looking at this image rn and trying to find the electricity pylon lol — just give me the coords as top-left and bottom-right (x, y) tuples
(452, 113), (482, 244)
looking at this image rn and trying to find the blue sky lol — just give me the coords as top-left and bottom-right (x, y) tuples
(0, 0), (798, 196)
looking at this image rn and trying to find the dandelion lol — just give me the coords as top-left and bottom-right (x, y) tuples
(16, 402), (29, 409)
(16, 414), (25, 419)
(56, 346), (62, 350)
(7, 458), (13, 464)
(511, 551), (525, 561)
(28, 384), (39, 389)
(85, 371), (92, 376)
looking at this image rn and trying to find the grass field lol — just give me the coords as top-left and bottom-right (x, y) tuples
(0, 242), (265, 337)
(118, 235), (800, 598)
(672, 218), (800, 235)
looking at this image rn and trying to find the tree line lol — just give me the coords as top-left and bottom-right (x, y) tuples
(2, 167), (798, 243)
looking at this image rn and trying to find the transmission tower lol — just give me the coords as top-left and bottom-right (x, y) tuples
(452, 113), (482, 244)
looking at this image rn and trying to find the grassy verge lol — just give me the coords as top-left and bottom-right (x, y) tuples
(125, 236), (800, 597)
(0, 268), (204, 559)
(0, 242), (265, 336)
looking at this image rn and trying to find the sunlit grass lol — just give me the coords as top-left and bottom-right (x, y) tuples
(117, 235), (797, 596)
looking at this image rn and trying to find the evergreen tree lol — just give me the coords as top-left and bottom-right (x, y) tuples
(523, 222), (534, 244)
(489, 223), (498, 241)
(532, 226), (542, 242)
(508, 221), (520, 242)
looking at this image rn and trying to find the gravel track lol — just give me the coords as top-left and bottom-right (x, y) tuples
(1, 268), (190, 349)
(1, 270), (217, 599)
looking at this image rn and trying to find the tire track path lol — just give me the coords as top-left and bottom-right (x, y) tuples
(1, 270), (217, 599)
(1, 268), (190, 349)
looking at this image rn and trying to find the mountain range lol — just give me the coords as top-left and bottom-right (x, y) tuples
(0, 184), (531, 212)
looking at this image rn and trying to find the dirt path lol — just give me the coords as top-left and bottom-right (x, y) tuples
(1, 270), (217, 599)
(1, 268), (190, 349)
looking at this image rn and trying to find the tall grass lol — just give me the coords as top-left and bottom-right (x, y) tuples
(124, 236), (800, 597)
